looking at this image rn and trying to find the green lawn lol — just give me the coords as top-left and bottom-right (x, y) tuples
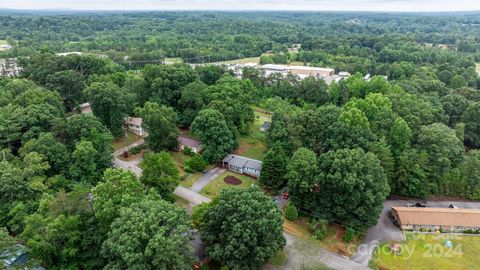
(200, 171), (258, 198)
(283, 217), (361, 257)
(164, 57), (183, 64)
(179, 173), (202, 188)
(372, 233), (480, 270)
(476, 63), (480, 73)
(269, 250), (288, 267)
(235, 109), (272, 161)
(210, 56), (261, 65)
(174, 195), (190, 209)
(0, 40), (8, 45)
(112, 131), (142, 151)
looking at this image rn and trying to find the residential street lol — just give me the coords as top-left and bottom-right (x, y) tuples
(113, 138), (145, 156)
(190, 167), (226, 193)
(112, 142), (212, 206)
(264, 233), (369, 270)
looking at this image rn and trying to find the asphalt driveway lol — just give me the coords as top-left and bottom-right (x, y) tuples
(190, 167), (226, 193)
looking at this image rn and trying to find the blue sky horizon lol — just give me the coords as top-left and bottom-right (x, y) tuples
(0, 0), (479, 12)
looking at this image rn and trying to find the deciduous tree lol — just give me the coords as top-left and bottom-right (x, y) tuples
(140, 152), (179, 202)
(192, 108), (235, 162)
(102, 195), (194, 270)
(200, 186), (285, 269)
(135, 102), (179, 151)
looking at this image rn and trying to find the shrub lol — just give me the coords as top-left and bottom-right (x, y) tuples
(343, 227), (356, 243)
(184, 165), (194, 173)
(284, 203), (298, 221)
(309, 219), (328, 240)
(192, 202), (212, 229)
(183, 146), (193, 156)
(185, 154), (207, 172)
(129, 144), (145, 155)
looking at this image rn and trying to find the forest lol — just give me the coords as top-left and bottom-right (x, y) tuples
(1, 10), (480, 269)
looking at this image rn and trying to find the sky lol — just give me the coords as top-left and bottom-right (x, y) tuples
(0, 0), (479, 12)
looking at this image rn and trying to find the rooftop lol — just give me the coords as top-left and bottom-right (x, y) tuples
(178, 136), (201, 148)
(223, 154), (262, 171)
(392, 207), (480, 228)
(125, 117), (142, 126)
(260, 121), (271, 130)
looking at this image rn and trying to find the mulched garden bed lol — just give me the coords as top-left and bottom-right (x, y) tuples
(224, 175), (242, 185)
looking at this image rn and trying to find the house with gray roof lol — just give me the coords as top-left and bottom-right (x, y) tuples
(178, 136), (203, 154)
(260, 121), (271, 132)
(222, 154), (262, 178)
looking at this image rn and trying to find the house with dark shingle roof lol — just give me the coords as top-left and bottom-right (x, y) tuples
(222, 154), (262, 178)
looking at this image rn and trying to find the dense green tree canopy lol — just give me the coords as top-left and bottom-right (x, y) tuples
(140, 152), (179, 202)
(135, 102), (179, 151)
(192, 108), (235, 162)
(84, 82), (131, 137)
(316, 148), (390, 229)
(92, 168), (145, 227)
(200, 186), (285, 269)
(102, 195), (194, 270)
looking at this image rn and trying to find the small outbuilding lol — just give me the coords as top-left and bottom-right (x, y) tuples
(260, 121), (271, 132)
(178, 136), (203, 154)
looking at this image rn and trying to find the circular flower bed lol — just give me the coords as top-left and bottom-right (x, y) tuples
(224, 175), (242, 185)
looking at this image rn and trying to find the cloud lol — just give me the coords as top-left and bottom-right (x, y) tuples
(0, 0), (479, 12)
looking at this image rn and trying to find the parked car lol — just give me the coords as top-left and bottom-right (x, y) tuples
(282, 192), (289, 199)
(406, 203), (415, 207)
(449, 204), (458, 209)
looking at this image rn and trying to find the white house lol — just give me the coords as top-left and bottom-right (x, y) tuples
(79, 102), (92, 114)
(123, 117), (147, 137)
(222, 154), (263, 178)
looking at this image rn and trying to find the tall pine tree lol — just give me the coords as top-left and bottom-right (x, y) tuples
(259, 143), (288, 191)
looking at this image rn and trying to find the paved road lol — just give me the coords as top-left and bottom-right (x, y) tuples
(114, 158), (142, 177)
(190, 167), (226, 193)
(114, 139), (145, 156)
(264, 233), (369, 270)
(351, 201), (403, 265)
(112, 140), (211, 206)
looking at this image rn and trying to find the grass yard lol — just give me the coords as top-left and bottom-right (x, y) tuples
(174, 195), (190, 209)
(283, 217), (361, 257)
(180, 173), (202, 188)
(112, 131), (142, 151)
(476, 63), (480, 74)
(164, 57), (183, 64)
(269, 250), (288, 267)
(235, 108), (272, 161)
(372, 233), (480, 270)
(210, 56), (261, 65)
(200, 171), (257, 198)
(0, 40), (8, 45)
